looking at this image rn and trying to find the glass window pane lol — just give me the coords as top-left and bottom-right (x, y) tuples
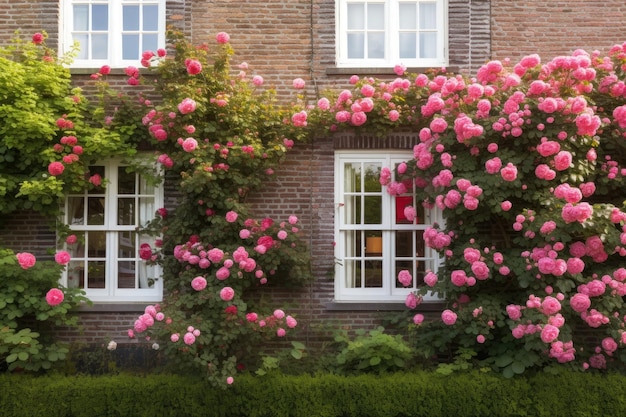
(143, 5), (159, 31)
(420, 3), (437, 30)
(73, 5), (89, 31)
(344, 163), (360, 193)
(367, 4), (385, 30)
(368, 33), (385, 59)
(118, 168), (136, 194)
(395, 195), (414, 223)
(142, 34), (158, 54)
(67, 261), (84, 289)
(395, 231), (414, 257)
(92, 5), (109, 31)
(364, 196), (381, 224)
(87, 197), (105, 225)
(365, 232), (382, 255)
(123, 35), (140, 59)
(399, 33), (416, 59)
(420, 32), (437, 58)
(118, 198), (135, 225)
(139, 263), (157, 288)
(344, 259), (362, 288)
(347, 3), (365, 30)
(139, 175), (155, 194)
(92, 34), (108, 59)
(139, 197), (155, 226)
(416, 230), (425, 257)
(364, 260), (382, 287)
(118, 261), (136, 288)
(363, 163), (381, 192)
(348, 33), (365, 59)
(67, 197), (85, 225)
(73, 34), (89, 59)
(123, 5), (140, 31)
(399, 3), (417, 29)
(119, 231), (136, 258)
(87, 231), (106, 257)
(87, 260), (106, 289)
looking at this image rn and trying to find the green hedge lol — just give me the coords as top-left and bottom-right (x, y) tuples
(1, 371), (626, 417)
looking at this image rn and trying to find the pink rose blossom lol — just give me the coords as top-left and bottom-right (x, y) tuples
(178, 98), (197, 114)
(554, 151), (573, 171)
(219, 287), (235, 301)
(398, 270), (412, 287)
(16, 252), (36, 269)
(183, 332), (196, 345)
(252, 75), (264, 86)
(48, 161), (65, 176)
(182, 137), (198, 152)
(191, 276), (207, 291)
(273, 309), (285, 319)
(540, 324), (560, 343)
(286, 315), (298, 328)
(186, 59), (202, 75)
(54, 251), (71, 265)
(216, 32), (230, 44)
(276, 328), (286, 337)
(500, 163), (518, 181)
(170, 333), (180, 343)
(570, 293), (591, 313)
(441, 309), (458, 325)
(45, 288), (64, 306)
(292, 78), (305, 89)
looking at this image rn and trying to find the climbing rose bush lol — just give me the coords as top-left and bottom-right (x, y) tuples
(307, 45), (626, 376)
(92, 29), (311, 387)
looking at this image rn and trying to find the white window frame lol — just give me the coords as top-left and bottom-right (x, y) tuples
(334, 151), (442, 302)
(335, 0), (448, 68)
(61, 159), (164, 303)
(59, 0), (166, 68)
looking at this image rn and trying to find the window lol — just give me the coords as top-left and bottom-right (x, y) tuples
(62, 160), (163, 303)
(60, 0), (166, 68)
(336, 0), (447, 68)
(334, 151), (441, 302)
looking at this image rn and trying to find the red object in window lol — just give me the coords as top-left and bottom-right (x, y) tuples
(395, 196), (416, 223)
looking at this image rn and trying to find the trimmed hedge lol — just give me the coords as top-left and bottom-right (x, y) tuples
(1, 371), (626, 417)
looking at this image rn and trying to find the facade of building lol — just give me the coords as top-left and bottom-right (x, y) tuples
(2, 0), (626, 347)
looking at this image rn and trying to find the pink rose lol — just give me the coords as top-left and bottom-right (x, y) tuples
(286, 316), (298, 328)
(45, 288), (64, 306)
(273, 309), (285, 319)
(500, 163), (518, 181)
(216, 32), (230, 44)
(32, 32), (44, 44)
(471, 261), (490, 280)
(16, 252), (36, 269)
(186, 59), (202, 75)
(351, 111), (367, 126)
(541, 296), (562, 315)
(54, 251), (71, 265)
(441, 309), (457, 325)
(182, 137), (198, 152)
(225, 211), (238, 223)
(413, 314), (424, 325)
(570, 293), (591, 313)
(48, 161), (65, 176)
(506, 304), (522, 320)
(178, 98), (197, 114)
(540, 324), (560, 343)
(191, 276), (207, 291)
(220, 286), (235, 301)
(405, 292), (418, 309)
(292, 78), (305, 89)
(139, 243), (152, 260)
(183, 332), (196, 345)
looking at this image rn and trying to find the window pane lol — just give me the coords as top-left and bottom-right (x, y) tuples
(399, 33), (416, 59)
(344, 259), (362, 288)
(119, 231), (136, 258)
(123, 35), (140, 59)
(139, 176), (155, 194)
(139, 197), (155, 226)
(92, 34), (108, 59)
(87, 261), (106, 289)
(367, 33), (385, 59)
(118, 198), (135, 225)
(420, 2), (437, 30)
(420, 32), (437, 58)
(87, 197), (105, 225)
(67, 197), (85, 225)
(364, 260), (382, 287)
(139, 263), (157, 288)
(344, 163), (360, 192)
(67, 261), (84, 289)
(143, 5), (159, 31)
(87, 231), (106, 257)
(399, 3), (417, 29)
(395, 195), (414, 224)
(73, 34), (89, 59)
(118, 168), (136, 194)
(347, 3), (365, 30)
(347, 33), (364, 59)
(363, 163), (381, 192)
(395, 231), (414, 257)
(142, 34), (158, 54)
(73, 5), (89, 31)
(118, 261), (136, 288)
(365, 232), (382, 255)
(123, 5), (140, 31)
(92, 5), (109, 31)
(367, 4), (384, 30)
(363, 196), (381, 224)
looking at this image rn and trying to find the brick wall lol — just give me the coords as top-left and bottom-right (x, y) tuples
(491, 0), (626, 63)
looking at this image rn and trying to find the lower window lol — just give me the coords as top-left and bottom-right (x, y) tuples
(334, 151), (441, 302)
(62, 160), (163, 303)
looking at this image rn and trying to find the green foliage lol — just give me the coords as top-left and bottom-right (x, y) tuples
(3, 370), (626, 417)
(0, 248), (89, 372)
(334, 326), (413, 374)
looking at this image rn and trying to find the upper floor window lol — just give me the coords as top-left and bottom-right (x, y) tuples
(334, 151), (442, 302)
(62, 160), (163, 303)
(336, 0), (448, 68)
(60, 0), (166, 68)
